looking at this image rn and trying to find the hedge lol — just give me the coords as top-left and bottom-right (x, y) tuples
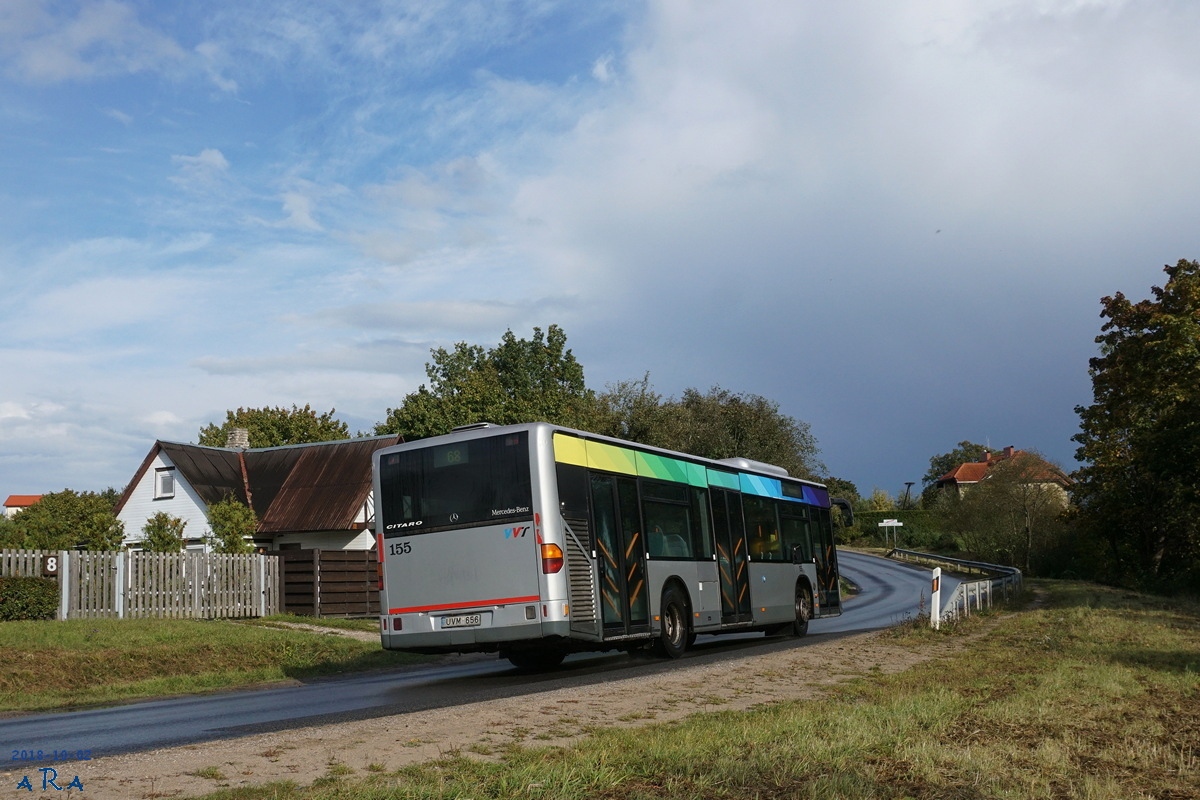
(0, 576), (59, 621)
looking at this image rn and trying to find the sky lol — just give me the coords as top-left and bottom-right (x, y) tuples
(2, 0), (1198, 502)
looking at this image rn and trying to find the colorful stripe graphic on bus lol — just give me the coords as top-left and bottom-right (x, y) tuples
(505, 526), (530, 539)
(552, 433), (827, 506)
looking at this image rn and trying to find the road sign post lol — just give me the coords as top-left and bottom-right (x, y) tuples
(877, 518), (903, 547)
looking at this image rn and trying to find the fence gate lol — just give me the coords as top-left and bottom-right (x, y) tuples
(266, 549), (380, 618)
(66, 551), (121, 619)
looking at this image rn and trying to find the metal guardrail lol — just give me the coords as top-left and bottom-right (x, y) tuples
(889, 548), (1023, 624)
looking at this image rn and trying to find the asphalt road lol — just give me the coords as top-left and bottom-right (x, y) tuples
(0, 550), (943, 758)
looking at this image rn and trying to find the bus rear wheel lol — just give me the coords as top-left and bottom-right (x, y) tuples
(654, 585), (689, 659)
(503, 649), (566, 671)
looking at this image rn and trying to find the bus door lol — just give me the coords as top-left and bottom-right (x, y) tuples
(590, 474), (649, 635)
(711, 489), (752, 623)
(813, 507), (842, 614)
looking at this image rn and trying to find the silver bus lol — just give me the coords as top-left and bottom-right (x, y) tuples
(374, 421), (841, 669)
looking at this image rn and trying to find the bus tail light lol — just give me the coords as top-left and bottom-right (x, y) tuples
(540, 543), (564, 574)
(376, 558), (384, 591)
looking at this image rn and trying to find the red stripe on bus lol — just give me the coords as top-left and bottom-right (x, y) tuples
(389, 595), (541, 615)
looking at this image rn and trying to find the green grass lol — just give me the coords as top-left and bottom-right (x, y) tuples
(0, 617), (426, 712)
(185, 581), (1199, 800)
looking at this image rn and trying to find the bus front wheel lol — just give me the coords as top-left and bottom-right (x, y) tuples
(792, 586), (812, 637)
(654, 585), (690, 659)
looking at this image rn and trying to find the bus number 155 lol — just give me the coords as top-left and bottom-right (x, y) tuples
(388, 542), (412, 556)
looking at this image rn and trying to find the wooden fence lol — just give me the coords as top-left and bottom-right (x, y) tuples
(0, 548), (52, 578)
(0, 549), (279, 620)
(267, 549), (379, 618)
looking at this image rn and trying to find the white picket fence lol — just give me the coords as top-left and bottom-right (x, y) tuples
(0, 549), (280, 620)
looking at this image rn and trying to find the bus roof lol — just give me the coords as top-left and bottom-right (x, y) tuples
(382, 421), (829, 493)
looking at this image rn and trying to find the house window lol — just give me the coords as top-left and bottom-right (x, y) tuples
(155, 468), (176, 499)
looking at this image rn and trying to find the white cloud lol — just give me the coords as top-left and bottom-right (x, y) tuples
(102, 107), (132, 125)
(194, 40), (238, 93)
(0, 0), (186, 83)
(141, 410), (183, 428)
(170, 148), (231, 190)
(0, 401), (33, 422)
(278, 192), (322, 232)
(592, 53), (615, 83)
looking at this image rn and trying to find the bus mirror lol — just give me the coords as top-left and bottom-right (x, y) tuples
(831, 498), (854, 528)
(790, 545), (806, 565)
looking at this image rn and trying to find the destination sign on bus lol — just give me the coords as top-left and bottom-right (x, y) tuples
(433, 444), (468, 468)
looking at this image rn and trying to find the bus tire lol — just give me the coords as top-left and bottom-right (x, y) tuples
(654, 585), (690, 659)
(503, 649), (566, 671)
(792, 584), (812, 637)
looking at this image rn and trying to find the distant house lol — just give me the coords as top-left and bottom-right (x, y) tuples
(935, 446), (1072, 505)
(2, 494), (42, 519)
(114, 433), (401, 551)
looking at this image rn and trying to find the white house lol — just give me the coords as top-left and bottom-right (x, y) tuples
(114, 434), (401, 551)
(3, 494), (42, 519)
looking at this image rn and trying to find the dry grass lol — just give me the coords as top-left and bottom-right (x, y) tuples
(185, 581), (1199, 800)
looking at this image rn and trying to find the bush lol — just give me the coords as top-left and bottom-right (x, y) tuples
(0, 576), (59, 621)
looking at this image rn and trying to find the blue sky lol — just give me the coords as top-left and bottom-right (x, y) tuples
(2, 1), (1198, 501)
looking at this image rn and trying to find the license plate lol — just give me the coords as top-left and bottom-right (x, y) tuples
(441, 613), (482, 629)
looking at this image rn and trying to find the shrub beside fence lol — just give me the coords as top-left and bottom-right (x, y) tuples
(0, 549), (280, 620)
(0, 576), (59, 621)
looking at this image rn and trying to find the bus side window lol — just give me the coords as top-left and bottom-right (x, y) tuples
(779, 509), (811, 563)
(744, 496), (783, 561)
(644, 500), (692, 558)
(555, 464), (591, 539)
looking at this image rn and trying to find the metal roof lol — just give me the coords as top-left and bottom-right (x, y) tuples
(116, 435), (401, 534)
(255, 437), (396, 533)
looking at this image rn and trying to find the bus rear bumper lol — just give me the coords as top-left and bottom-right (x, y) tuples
(381, 620), (571, 654)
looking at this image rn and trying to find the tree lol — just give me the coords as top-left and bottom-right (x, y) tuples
(920, 441), (988, 506)
(596, 379), (824, 480)
(663, 387), (824, 480)
(1073, 259), (1200, 592)
(822, 476), (861, 506)
(0, 490), (124, 551)
(205, 497), (256, 554)
(141, 512), (187, 553)
(198, 405), (350, 448)
(375, 325), (601, 438)
(594, 373), (667, 444)
(861, 488), (895, 512)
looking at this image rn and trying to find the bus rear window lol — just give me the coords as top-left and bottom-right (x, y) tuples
(379, 432), (532, 535)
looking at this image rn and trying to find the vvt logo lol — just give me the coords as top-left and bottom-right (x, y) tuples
(504, 526), (530, 539)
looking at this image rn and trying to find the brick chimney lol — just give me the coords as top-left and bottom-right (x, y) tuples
(226, 428), (250, 449)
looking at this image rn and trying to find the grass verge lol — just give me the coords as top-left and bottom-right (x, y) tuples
(188, 581), (1198, 800)
(0, 617), (425, 713)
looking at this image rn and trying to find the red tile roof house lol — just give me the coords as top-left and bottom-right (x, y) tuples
(934, 446), (1072, 505)
(2, 494), (42, 519)
(114, 433), (401, 551)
